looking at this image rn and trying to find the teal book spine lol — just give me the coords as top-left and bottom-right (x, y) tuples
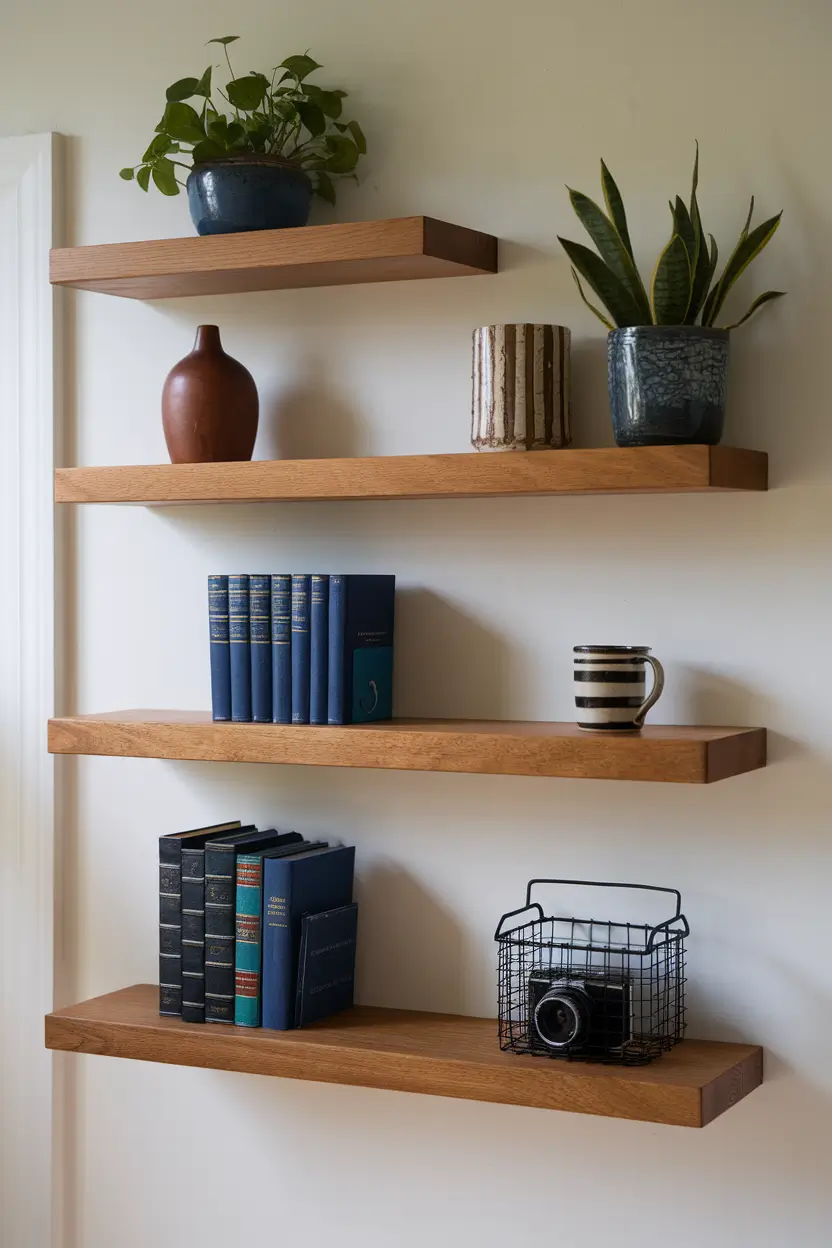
(250, 573), (272, 723)
(235, 853), (264, 1027)
(229, 574), (252, 722)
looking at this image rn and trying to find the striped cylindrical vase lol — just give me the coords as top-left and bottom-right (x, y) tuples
(471, 324), (571, 451)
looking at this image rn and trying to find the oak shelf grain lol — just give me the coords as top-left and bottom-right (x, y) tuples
(44, 984), (763, 1127)
(47, 711), (766, 783)
(49, 216), (498, 300)
(54, 445), (768, 505)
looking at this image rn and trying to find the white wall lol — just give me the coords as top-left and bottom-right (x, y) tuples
(3, 0), (831, 1244)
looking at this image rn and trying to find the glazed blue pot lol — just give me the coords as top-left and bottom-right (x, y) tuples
(186, 156), (313, 236)
(607, 326), (729, 446)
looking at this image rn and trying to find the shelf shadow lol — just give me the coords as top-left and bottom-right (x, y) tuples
(393, 587), (511, 720)
(257, 352), (366, 461)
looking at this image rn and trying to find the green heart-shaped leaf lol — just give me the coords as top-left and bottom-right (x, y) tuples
(151, 158), (179, 196)
(166, 77), (199, 103)
(226, 75), (268, 110)
(296, 100), (325, 137)
(137, 165), (151, 191)
(279, 53), (322, 82)
(206, 35), (239, 46)
(162, 101), (205, 144)
(119, 167), (135, 180)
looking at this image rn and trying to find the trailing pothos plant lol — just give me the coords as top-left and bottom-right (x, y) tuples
(558, 146), (784, 330)
(120, 36), (366, 205)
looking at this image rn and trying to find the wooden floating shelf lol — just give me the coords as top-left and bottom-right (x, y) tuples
(44, 984), (763, 1128)
(49, 216), (498, 300)
(54, 445), (768, 505)
(47, 711), (766, 784)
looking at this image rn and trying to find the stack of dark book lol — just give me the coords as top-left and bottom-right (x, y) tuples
(159, 821), (357, 1030)
(208, 573), (395, 725)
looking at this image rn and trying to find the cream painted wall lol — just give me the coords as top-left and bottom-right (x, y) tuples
(2, 0), (831, 1244)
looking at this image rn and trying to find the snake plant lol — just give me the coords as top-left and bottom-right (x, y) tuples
(558, 147), (784, 330)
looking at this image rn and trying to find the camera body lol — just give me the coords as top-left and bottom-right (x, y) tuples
(528, 969), (632, 1058)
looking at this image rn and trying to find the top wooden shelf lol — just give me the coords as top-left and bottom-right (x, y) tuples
(54, 446), (768, 505)
(49, 216), (498, 300)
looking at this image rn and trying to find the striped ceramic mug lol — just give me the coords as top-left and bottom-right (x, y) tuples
(573, 646), (665, 731)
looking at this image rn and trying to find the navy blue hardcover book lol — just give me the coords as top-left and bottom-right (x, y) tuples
(229, 574), (252, 723)
(327, 575), (395, 725)
(250, 574), (272, 723)
(208, 575), (231, 722)
(261, 845), (356, 1031)
(294, 902), (358, 1029)
(204, 828), (302, 1023)
(291, 574), (311, 724)
(271, 574), (292, 724)
(158, 820), (241, 1016)
(310, 575), (329, 725)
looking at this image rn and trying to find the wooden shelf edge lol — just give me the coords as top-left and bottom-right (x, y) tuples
(49, 216), (498, 299)
(44, 986), (763, 1127)
(46, 713), (767, 784)
(53, 447), (769, 506)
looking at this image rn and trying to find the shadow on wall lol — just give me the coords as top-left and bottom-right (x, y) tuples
(355, 861), (464, 1014)
(257, 353), (367, 461)
(393, 587), (511, 720)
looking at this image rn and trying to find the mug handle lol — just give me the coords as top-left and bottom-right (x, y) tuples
(633, 654), (665, 727)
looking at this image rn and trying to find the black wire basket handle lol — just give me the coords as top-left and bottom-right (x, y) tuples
(494, 878), (689, 947)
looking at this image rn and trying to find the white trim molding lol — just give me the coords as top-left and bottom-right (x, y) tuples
(0, 132), (60, 1248)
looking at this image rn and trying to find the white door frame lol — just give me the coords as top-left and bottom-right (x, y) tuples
(0, 132), (60, 1248)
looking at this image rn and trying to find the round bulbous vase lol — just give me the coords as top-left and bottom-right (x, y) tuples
(186, 155), (313, 236)
(161, 325), (259, 463)
(607, 326), (729, 447)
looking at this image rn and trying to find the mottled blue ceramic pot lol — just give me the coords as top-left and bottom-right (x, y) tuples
(607, 326), (729, 446)
(186, 155), (313, 236)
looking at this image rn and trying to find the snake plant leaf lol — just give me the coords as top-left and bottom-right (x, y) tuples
(600, 160), (633, 259)
(703, 211), (783, 326)
(651, 233), (692, 324)
(558, 236), (648, 327)
(741, 195), (755, 239)
(671, 197), (698, 268)
(723, 289), (785, 331)
(567, 189), (652, 321)
(570, 266), (614, 330)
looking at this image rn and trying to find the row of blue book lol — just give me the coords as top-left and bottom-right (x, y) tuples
(159, 820), (357, 1029)
(208, 573), (396, 725)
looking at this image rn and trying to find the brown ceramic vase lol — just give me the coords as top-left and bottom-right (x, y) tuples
(161, 325), (259, 463)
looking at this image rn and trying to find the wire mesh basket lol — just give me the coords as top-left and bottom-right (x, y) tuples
(495, 878), (689, 1066)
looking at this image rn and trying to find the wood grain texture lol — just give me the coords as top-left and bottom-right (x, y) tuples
(47, 711), (767, 783)
(54, 446), (769, 505)
(44, 985), (763, 1127)
(49, 216), (498, 299)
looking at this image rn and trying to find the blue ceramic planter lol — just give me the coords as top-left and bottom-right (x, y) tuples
(186, 156), (313, 236)
(607, 326), (729, 447)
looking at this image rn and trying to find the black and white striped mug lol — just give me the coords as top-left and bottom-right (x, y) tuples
(573, 646), (665, 731)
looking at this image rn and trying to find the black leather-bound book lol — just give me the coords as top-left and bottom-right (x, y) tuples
(180, 823), (255, 1023)
(158, 821), (241, 1017)
(204, 828), (303, 1023)
(294, 902), (358, 1029)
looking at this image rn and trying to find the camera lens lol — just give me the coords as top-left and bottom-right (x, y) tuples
(533, 987), (589, 1049)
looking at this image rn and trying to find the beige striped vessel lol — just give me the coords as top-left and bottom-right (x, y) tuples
(471, 324), (571, 451)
